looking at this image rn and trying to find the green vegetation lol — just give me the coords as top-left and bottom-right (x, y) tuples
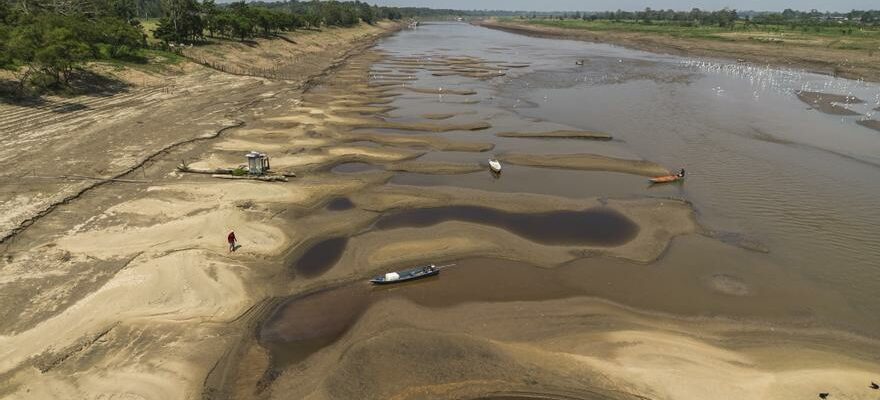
(151, 0), (402, 43)
(0, 0), (407, 95)
(504, 8), (880, 51)
(1, 6), (146, 92)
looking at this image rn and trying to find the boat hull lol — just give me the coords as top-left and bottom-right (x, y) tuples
(649, 175), (682, 183)
(488, 159), (502, 173)
(370, 269), (439, 284)
(370, 265), (439, 284)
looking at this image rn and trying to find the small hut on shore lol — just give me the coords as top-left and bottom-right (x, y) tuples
(246, 151), (270, 175)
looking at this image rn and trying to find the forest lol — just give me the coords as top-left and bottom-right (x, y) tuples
(0, 0), (403, 93)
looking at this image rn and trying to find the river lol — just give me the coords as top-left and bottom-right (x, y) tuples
(257, 22), (880, 399)
(376, 22), (880, 331)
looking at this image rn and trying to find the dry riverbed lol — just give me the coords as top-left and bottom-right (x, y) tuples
(2, 20), (880, 400)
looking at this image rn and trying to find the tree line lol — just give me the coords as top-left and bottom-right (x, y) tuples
(0, 0), (404, 94)
(154, 0), (402, 43)
(522, 8), (880, 28)
(0, 0), (146, 91)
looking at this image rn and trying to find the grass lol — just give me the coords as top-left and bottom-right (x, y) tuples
(504, 18), (880, 50)
(93, 49), (186, 75)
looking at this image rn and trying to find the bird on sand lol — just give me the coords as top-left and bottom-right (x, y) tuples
(818, 393), (829, 399)
(870, 381), (879, 389)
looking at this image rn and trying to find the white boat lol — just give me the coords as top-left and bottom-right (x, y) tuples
(488, 159), (502, 173)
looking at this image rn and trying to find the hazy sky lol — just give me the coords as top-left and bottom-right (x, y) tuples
(370, 0), (872, 12)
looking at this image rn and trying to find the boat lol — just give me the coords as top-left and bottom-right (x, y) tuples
(488, 159), (502, 173)
(575, 60), (584, 66)
(650, 168), (685, 184)
(370, 264), (438, 284)
(649, 175), (681, 183)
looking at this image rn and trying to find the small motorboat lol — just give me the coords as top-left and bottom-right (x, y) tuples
(488, 159), (502, 173)
(575, 60), (584, 66)
(370, 264), (438, 284)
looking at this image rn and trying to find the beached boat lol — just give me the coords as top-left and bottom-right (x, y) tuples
(488, 159), (502, 173)
(370, 264), (438, 284)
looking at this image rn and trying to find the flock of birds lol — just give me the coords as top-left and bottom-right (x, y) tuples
(682, 58), (880, 123)
(818, 381), (879, 398)
(683, 59), (879, 103)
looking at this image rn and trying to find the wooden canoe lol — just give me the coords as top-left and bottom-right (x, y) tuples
(649, 175), (682, 183)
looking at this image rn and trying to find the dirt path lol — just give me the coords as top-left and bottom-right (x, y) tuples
(476, 19), (880, 83)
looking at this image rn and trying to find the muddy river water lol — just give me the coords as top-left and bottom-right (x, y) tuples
(377, 22), (880, 320)
(260, 22), (880, 397)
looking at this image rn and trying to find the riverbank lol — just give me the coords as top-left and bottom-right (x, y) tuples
(0, 21), (401, 244)
(0, 22), (405, 400)
(4, 20), (880, 400)
(475, 19), (880, 82)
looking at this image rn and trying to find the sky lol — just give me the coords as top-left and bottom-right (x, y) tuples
(368, 0), (874, 12)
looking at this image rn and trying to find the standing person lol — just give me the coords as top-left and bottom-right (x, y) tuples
(227, 231), (237, 252)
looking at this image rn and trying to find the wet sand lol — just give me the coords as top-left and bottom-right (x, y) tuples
(261, 256), (880, 400)
(497, 130), (613, 140)
(500, 153), (670, 177)
(856, 119), (880, 132)
(3, 20), (880, 400)
(796, 91), (862, 116)
(341, 131), (495, 152)
(386, 160), (485, 175)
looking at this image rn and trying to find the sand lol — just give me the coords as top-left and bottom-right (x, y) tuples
(796, 91), (862, 116)
(856, 119), (880, 132)
(500, 153), (670, 177)
(340, 131), (494, 152)
(4, 21), (877, 400)
(497, 130), (613, 140)
(386, 161), (486, 175)
(264, 296), (880, 400)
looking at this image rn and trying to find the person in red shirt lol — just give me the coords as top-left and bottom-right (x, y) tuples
(227, 231), (237, 252)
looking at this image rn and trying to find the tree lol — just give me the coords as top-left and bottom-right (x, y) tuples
(155, 0), (201, 42)
(358, 2), (375, 24)
(7, 16), (91, 88)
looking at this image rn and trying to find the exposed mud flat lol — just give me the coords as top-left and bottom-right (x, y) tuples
(796, 91), (862, 115)
(856, 119), (880, 132)
(267, 113), (491, 132)
(260, 260), (880, 400)
(497, 130), (613, 140)
(6, 20), (880, 400)
(340, 131), (494, 152)
(500, 153), (670, 177)
(421, 112), (458, 120)
(386, 161), (485, 175)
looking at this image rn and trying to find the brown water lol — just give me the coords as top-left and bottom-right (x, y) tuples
(373, 205), (638, 246)
(370, 22), (880, 327)
(292, 237), (348, 278)
(324, 197), (355, 211)
(264, 21), (880, 381)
